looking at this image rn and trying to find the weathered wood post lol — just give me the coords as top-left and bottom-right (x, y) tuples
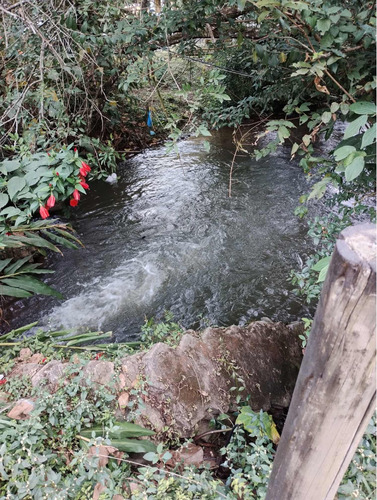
(266, 223), (376, 500)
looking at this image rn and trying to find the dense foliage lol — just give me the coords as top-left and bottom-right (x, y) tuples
(0, 321), (375, 498)
(1, 0), (375, 298)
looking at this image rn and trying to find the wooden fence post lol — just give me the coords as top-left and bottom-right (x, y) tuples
(266, 223), (376, 500)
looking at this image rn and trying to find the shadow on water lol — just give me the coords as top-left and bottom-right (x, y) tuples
(3, 129), (316, 341)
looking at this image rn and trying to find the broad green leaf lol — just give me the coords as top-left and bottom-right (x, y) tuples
(2, 160), (21, 173)
(317, 264), (329, 282)
(321, 111), (332, 124)
(312, 255), (331, 271)
(0, 207), (21, 217)
(349, 101), (376, 115)
(361, 124), (376, 149)
(7, 177), (26, 201)
(0, 194), (9, 209)
(316, 19), (331, 34)
(278, 126), (290, 142)
(345, 156), (365, 182)
(343, 115), (368, 140)
(333, 145), (356, 161)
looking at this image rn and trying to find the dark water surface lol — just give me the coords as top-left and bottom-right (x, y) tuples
(5, 130), (314, 341)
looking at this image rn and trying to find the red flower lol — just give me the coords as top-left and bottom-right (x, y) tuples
(6, 232), (12, 236)
(82, 161), (91, 172)
(79, 161), (91, 177)
(0, 379), (7, 385)
(73, 189), (80, 201)
(80, 180), (89, 190)
(74, 148), (77, 152)
(39, 205), (50, 219)
(41, 358), (47, 364)
(55, 172), (60, 177)
(94, 352), (104, 360)
(46, 194), (56, 208)
(70, 199), (78, 207)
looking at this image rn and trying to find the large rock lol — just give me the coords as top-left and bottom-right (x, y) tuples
(120, 321), (303, 437)
(6, 321), (302, 438)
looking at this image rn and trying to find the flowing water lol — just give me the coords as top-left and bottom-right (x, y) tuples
(4, 130), (315, 341)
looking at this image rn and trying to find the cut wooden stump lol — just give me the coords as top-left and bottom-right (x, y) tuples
(266, 223), (376, 500)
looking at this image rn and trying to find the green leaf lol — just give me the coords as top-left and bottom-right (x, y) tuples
(312, 256), (331, 271)
(40, 230), (78, 249)
(330, 102), (339, 113)
(317, 265), (329, 282)
(345, 156), (365, 182)
(1, 276), (63, 298)
(321, 111), (332, 124)
(349, 101), (376, 115)
(278, 126), (290, 142)
(2, 160), (21, 173)
(7, 177), (26, 201)
(0, 194), (9, 209)
(4, 256), (31, 274)
(0, 259), (13, 273)
(0, 284), (32, 298)
(361, 124), (376, 149)
(80, 422), (155, 439)
(333, 145), (356, 161)
(316, 19), (331, 35)
(343, 115), (368, 140)
(0, 207), (21, 217)
(108, 438), (156, 454)
(307, 177), (331, 200)
(237, 0), (247, 11)
(12, 234), (61, 253)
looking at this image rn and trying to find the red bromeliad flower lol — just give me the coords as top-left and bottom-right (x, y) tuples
(80, 180), (89, 190)
(39, 205), (49, 219)
(73, 189), (80, 201)
(46, 194), (56, 208)
(70, 199), (78, 207)
(0, 379), (7, 385)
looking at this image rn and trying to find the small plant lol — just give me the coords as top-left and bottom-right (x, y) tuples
(140, 312), (184, 348)
(299, 318), (313, 349)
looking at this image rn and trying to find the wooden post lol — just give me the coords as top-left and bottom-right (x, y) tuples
(266, 223), (376, 500)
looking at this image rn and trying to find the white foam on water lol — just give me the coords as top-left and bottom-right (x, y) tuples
(45, 257), (166, 331)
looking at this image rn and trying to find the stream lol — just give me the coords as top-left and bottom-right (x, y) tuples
(4, 129), (315, 341)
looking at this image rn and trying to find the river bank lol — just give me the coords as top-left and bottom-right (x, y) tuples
(0, 318), (374, 499)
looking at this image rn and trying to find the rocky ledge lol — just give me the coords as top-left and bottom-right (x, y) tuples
(7, 321), (303, 438)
